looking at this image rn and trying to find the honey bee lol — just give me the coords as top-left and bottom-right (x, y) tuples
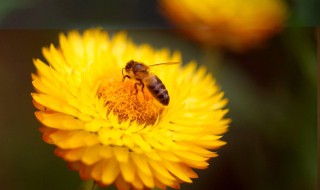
(122, 60), (178, 106)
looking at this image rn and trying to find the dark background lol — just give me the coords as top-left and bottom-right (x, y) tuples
(0, 0), (317, 190)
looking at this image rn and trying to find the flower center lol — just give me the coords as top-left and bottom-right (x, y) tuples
(98, 77), (165, 125)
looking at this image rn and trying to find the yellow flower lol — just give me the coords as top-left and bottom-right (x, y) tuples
(31, 29), (229, 190)
(160, 0), (288, 51)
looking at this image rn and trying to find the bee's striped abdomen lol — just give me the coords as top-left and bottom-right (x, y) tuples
(146, 75), (169, 106)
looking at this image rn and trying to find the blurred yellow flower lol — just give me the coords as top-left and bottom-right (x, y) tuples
(31, 29), (229, 189)
(160, 0), (288, 51)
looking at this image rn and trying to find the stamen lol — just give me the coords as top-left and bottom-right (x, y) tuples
(98, 78), (164, 125)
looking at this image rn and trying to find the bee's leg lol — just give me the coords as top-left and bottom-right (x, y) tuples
(134, 80), (143, 94)
(134, 79), (146, 99)
(134, 83), (139, 94)
(122, 75), (131, 82)
(140, 82), (146, 100)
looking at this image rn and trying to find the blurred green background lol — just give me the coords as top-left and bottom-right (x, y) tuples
(0, 0), (317, 190)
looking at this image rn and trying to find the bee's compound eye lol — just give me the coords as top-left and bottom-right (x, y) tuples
(126, 60), (134, 70)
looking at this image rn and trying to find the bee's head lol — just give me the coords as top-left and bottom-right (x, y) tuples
(122, 60), (136, 77)
(125, 60), (135, 72)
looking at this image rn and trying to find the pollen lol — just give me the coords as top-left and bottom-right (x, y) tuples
(98, 77), (164, 125)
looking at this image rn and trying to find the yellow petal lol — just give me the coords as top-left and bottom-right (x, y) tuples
(131, 133), (152, 152)
(143, 135), (167, 150)
(154, 178), (167, 190)
(82, 145), (101, 165)
(148, 159), (175, 181)
(151, 167), (175, 187)
(91, 161), (103, 181)
(113, 146), (129, 163)
(131, 152), (151, 176)
(35, 111), (84, 130)
(49, 130), (99, 149)
(131, 173), (144, 190)
(101, 157), (120, 185)
(173, 149), (208, 162)
(122, 134), (134, 148)
(32, 93), (79, 118)
(100, 146), (114, 159)
(119, 157), (135, 183)
(64, 147), (86, 161)
(115, 175), (130, 190)
(178, 142), (218, 157)
(194, 139), (227, 149)
(163, 161), (193, 183)
(33, 58), (53, 79)
(183, 159), (209, 169)
(157, 150), (180, 162)
(136, 166), (154, 188)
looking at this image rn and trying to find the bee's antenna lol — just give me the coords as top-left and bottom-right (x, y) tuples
(149, 62), (180, 67)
